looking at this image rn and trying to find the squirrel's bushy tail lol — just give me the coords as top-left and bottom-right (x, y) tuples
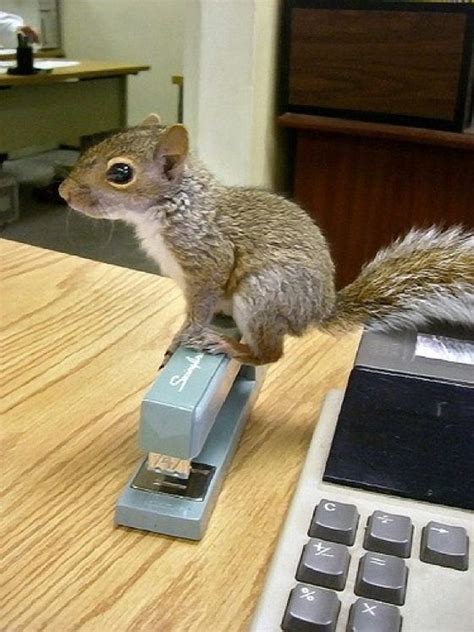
(322, 226), (474, 333)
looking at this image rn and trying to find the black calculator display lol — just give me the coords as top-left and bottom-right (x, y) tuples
(324, 335), (474, 510)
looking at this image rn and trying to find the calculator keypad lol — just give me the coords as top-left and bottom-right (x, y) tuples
(420, 521), (469, 571)
(296, 539), (350, 591)
(309, 500), (359, 545)
(281, 500), (469, 631)
(364, 511), (413, 558)
(347, 598), (401, 632)
(355, 553), (408, 605)
(282, 584), (341, 632)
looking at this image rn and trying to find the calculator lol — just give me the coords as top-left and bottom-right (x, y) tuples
(251, 328), (473, 631)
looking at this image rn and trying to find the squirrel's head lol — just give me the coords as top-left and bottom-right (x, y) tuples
(59, 114), (189, 220)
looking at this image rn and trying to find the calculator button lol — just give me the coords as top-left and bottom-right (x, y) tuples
(309, 499), (359, 545)
(355, 553), (408, 605)
(364, 511), (413, 558)
(346, 598), (401, 632)
(296, 539), (350, 591)
(420, 521), (469, 570)
(281, 584), (341, 632)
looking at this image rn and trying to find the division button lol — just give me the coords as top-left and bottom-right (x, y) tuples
(346, 598), (402, 632)
(296, 539), (351, 591)
(309, 499), (359, 545)
(364, 511), (413, 558)
(281, 584), (341, 632)
(355, 553), (408, 605)
(420, 521), (469, 571)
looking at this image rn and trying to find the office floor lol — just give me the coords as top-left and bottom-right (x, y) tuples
(1, 150), (160, 275)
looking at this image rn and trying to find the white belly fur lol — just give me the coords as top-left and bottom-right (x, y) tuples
(135, 222), (236, 320)
(135, 223), (186, 290)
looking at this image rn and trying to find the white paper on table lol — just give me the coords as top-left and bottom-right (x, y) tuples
(34, 60), (80, 69)
(0, 59), (79, 69)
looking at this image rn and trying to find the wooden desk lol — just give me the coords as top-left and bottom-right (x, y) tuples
(1, 240), (360, 631)
(0, 60), (149, 154)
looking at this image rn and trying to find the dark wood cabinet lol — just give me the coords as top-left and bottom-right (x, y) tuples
(279, 2), (474, 288)
(281, 1), (473, 132)
(280, 114), (474, 288)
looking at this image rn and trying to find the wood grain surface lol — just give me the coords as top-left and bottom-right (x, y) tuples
(279, 114), (474, 289)
(279, 113), (474, 151)
(1, 240), (360, 631)
(288, 8), (466, 120)
(0, 60), (149, 88)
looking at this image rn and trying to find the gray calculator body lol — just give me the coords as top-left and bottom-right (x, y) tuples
(251, 329), (474, 632)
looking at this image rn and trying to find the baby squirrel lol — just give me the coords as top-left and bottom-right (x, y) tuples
(59, 114), (474, 366)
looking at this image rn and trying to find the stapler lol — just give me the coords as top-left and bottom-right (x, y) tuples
(115, 317), (266, 540)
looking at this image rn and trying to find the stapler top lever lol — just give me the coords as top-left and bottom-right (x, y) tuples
(140, 341), (244, 463)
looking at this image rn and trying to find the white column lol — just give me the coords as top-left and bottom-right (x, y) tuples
(184, 0), (283, 189)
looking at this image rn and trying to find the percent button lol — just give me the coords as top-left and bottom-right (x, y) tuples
(281, 583), (341, 631)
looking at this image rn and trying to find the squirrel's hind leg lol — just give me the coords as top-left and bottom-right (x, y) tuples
(170, 285), (286, 365)
(172, 328), (281, 365)
(228, 294), (286, 365)
(213, 336), (284, 366)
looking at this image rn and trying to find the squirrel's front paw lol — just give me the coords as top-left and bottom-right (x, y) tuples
(158, 335), (182, 370)
(179, 327), (230, 356)
(158, 348), (173, 371)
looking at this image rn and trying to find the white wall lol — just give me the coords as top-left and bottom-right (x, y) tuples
(61, 0), (186, 126)
(184, 0), (285, 190)
(0, 0), (40, 31)
(252, 0), (286, 189)
(184, 0), (255, 186)
(61, 0), (284, 189)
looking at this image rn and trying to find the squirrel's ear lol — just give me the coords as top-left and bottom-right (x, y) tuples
(141, 113), (162, 126)
(155, 124), (189, 180)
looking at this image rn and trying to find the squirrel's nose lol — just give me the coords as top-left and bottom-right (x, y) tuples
(58, 179), (71, 203)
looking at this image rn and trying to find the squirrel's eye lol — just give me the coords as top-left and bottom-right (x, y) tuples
(106, 162), (135, 186)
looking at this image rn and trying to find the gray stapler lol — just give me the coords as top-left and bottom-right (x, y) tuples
(115, 318), (265, 540)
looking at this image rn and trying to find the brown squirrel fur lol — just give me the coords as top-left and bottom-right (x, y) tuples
(59, 117), (474, 365)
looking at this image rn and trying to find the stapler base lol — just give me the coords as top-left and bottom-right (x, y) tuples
(115, 370), (263, 540)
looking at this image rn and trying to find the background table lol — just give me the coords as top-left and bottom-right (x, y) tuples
(1, 240), (360, 631)
(0, 60), (149, 155)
